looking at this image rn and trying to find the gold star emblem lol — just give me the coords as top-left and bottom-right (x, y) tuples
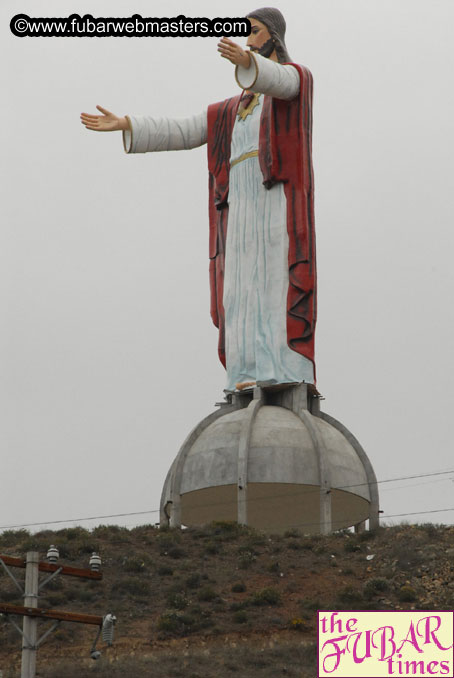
(237, 92), (261, 121)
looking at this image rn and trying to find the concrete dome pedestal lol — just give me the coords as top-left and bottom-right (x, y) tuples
(160, 384), (379, 534)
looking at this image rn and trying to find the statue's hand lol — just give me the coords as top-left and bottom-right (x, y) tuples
(80, 105), (129, 132)
(217, 37), (251, 68)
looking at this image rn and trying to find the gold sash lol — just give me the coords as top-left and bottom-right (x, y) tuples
(230, 150), (259, 168)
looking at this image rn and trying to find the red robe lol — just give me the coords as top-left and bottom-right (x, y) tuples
(207, 64), (316, 381)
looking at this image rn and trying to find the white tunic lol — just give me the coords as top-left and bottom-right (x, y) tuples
(123, 53), (314, 389)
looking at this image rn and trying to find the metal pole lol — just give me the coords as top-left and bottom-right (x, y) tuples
(21, 552), (39, 678)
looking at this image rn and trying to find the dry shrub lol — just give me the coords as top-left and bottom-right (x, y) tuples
(250, 588), (281, 606)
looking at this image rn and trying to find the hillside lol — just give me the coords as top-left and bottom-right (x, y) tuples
(1, 522), (454, 677)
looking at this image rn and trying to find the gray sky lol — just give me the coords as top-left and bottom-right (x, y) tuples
(1, 0), (453, 534)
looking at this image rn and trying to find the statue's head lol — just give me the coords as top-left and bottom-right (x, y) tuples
(246, 7), (291, 63)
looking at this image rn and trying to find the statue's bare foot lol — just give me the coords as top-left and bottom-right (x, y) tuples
(235, 381), (256, 391)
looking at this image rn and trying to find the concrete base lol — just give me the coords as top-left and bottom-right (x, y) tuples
(160, 384), (379, 534)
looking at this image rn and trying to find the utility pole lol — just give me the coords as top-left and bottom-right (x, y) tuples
(0, 550), (114, 678)
(21, 552), (39, 678)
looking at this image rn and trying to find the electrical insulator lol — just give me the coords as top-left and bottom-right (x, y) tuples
(47, 545), (59, 564)
(102, 614), (116, 646)
(89, 552), (102, 572)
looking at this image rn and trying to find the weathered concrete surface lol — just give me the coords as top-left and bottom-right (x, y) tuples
(160, 385), (379, 533)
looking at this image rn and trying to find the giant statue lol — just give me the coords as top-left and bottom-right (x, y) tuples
(81, 8), (380, 535)
(81, 7), (316, 393)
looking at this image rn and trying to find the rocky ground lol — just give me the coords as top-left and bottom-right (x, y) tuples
(1, 522), (453, 676)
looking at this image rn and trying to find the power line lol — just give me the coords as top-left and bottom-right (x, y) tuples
(381, 507), (454, 520)
(284, 507), (454, 531)
(0, 510), (159, 531)
(377, 469), (454, 484)
(379, 477), (448, 493)
(1, 468), (453, 532)
(2, 504), (454, 534)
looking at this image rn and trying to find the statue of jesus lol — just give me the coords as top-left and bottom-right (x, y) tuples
(81, 7), (316, 392)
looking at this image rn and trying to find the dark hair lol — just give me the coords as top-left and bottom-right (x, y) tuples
(247, 7), (291, 63)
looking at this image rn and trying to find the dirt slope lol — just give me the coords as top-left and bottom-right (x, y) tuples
(1, 522), (453, 677)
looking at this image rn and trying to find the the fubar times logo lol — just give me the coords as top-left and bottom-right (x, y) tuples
(318, 611), (454, 677)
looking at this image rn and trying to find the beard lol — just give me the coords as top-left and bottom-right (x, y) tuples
(250, 37), (275, 59)
(258, 37), (275, 58)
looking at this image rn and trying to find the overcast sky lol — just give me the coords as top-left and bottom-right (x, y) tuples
(1, 0), (453, 536)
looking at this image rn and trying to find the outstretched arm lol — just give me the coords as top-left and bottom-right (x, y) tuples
(217, 37), (299, 101)
(81, 105), (207, 154)
(80, 105), (130, 132)
(217, 36), (251, 68)
(122, 112), (207, 154)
